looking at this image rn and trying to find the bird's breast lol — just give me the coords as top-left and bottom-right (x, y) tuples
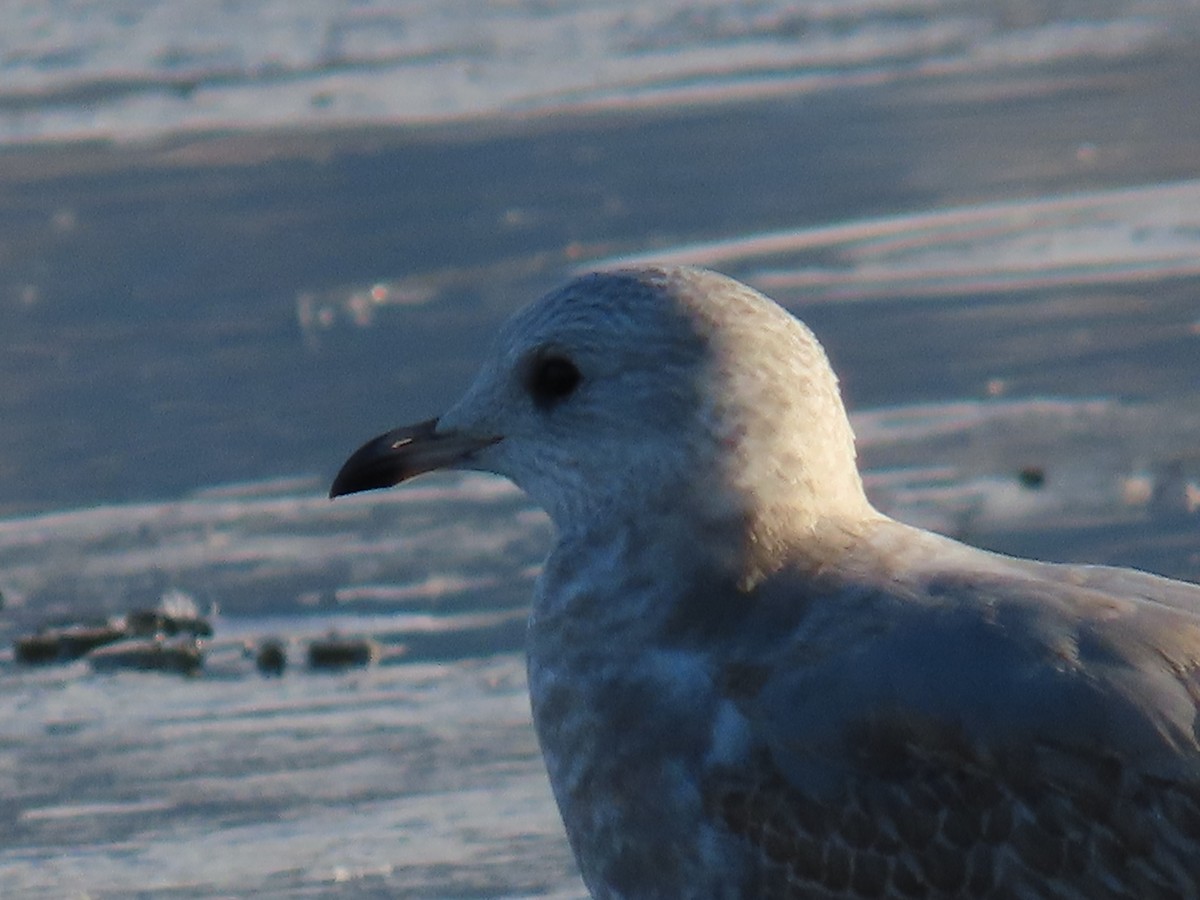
(526, 537), (753, 896)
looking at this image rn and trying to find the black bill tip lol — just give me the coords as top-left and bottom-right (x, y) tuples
(329, 418), (441, 499)
(330, 418), (501, 499)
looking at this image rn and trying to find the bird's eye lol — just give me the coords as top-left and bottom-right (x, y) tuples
(527, 353), (582, 409)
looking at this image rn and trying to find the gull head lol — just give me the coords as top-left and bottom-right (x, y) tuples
(331, 266), (875, 576)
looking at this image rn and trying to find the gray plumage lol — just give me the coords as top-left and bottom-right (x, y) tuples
(331, 266), (1200, 899)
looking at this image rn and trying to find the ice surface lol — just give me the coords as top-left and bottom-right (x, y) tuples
(1, 0), (1196, 145)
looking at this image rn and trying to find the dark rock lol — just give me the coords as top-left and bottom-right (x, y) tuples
(256, 638), (288, 677)
(87, 637), (204, 676)
(1018, 466), (1046, 490)
(124, 608), (213, 638)
(15, 625), (126, 665)
(307, 635), (380, 670)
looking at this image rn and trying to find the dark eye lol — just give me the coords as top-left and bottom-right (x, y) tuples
(527, 353), (582, 409)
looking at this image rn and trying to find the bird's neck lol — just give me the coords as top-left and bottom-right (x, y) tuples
(541, 472), (881, 628)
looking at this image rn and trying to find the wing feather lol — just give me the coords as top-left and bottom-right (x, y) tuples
(703, 528), (1200, 897)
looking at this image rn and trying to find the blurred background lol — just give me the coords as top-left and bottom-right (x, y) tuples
(0, 1), (1198, 896)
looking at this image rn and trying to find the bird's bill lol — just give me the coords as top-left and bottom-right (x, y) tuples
(329, 418), (500, 498)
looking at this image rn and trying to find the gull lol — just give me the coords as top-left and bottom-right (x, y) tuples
(331, 266), (1200, 899)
